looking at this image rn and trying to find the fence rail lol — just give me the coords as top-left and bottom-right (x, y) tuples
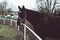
(23, 23), (42, 40)
(0, 18), (17, 27)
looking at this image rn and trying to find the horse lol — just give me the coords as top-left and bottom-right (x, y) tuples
(18, 5), (60, 40)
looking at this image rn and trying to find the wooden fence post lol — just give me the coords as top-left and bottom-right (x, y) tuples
(15, 21), (17, 28)
(10, 19), (12, 26)
(18, 25), (20, 31)
(3, 19), (5, 24)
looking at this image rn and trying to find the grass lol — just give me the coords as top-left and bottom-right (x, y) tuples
(0, 25), (17, 40)
(0, 25), (35, 40)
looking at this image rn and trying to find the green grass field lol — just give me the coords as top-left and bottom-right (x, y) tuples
(0, 25), (33, 40)
(0, 25), (17, 40)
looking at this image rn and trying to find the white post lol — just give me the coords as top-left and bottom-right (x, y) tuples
(18, 25), (20, 31)
(3, 19), (5, 24)
(10, 19), (12, 26)
(23, 24), (42, 40)
(15, 21), (17, 28)
(24, 24), (26, 40)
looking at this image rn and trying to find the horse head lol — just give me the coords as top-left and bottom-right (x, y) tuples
(18, 5), (27, 19)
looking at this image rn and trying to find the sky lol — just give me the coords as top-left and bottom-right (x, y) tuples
(0, 0), (37, 11)
(0, 0), (60, 11)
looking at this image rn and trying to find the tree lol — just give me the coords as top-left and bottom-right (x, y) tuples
(7, 8), (13, 16)
(36, 0), (60, 16)
(7, 8), (12, 14)
(0, 1), (7, 16)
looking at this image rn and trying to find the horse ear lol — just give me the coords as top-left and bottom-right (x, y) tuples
(18, 6), (21, 9)
(22, 5), (25, 9)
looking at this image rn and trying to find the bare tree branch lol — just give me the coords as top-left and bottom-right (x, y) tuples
(52, 0), (57, 13)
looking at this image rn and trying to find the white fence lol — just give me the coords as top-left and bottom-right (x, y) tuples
(23, 23), (42, 40)
(0, 18), (17, 28)
(0, 18), (42, 40)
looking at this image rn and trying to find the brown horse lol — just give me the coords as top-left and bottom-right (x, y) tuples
(18, 5), (60, 40)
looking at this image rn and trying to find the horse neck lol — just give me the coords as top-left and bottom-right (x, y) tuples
(26, 12), (45, 26)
